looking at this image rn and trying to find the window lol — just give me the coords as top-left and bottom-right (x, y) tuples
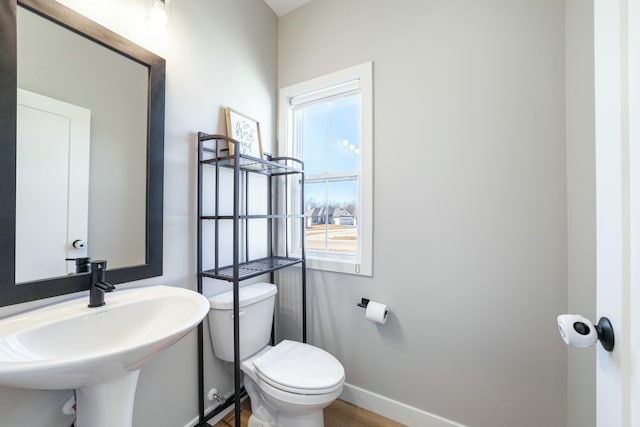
(279, 62), (372, 276)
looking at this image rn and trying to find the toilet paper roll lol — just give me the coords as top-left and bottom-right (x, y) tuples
(365, 301), (388, 324)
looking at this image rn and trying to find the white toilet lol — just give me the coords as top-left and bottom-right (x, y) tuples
(206, 282), (345, 427)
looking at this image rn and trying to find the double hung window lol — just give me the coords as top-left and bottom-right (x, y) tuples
(279, 63), (372, 276)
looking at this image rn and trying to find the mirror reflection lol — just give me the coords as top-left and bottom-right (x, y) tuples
(15, 6), (147, 283)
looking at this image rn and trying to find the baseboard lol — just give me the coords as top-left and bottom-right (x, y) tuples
(340, 383), (467, 427)
(184, 384), (466, 427)
(182, 403), (234, 427)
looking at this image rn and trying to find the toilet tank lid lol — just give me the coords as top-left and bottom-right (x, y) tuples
(207, 282), (277, 310)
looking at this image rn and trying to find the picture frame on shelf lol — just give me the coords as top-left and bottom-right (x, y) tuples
(224, 107), (263, 159)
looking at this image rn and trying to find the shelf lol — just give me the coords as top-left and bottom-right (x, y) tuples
(199, 214), (304, 220)
(201, 154), (303, 176)
(200, 256), (304, 281)
(196, 130), (306, 426)
(198, 133), (303, 176)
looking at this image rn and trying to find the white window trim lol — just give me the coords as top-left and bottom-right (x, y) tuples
(278, 62), (373, 276)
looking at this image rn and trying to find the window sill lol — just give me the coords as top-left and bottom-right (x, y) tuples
(304, 256), (372, 277)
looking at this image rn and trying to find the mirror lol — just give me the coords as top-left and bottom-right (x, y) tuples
(16, 6), (148, 282)
(0, 0), (165, 306)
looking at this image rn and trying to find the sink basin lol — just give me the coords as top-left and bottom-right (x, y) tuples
(0, 285), (209, 427)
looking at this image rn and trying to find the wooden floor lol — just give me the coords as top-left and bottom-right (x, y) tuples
(213, 399), (406, 427)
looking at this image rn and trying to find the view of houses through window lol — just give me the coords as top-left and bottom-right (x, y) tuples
(296, 93), (360, 256)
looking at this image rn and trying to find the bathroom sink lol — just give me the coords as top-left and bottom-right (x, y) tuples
(0, 285), (209, 427)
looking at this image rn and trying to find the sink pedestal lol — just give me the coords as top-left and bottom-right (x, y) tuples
(75, 370), (140, 427)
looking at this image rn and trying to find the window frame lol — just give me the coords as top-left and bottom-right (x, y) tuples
(278, 62), (373, 276)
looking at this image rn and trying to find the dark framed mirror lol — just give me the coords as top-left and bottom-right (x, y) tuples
(0, 0), (165, 307)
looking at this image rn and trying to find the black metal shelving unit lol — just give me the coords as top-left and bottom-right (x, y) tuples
(195, 133), (307, 427)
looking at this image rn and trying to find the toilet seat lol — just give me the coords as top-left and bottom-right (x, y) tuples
(253, 340), (344, 395)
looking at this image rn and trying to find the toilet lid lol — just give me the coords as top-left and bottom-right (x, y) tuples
(253, 340), (344, 395)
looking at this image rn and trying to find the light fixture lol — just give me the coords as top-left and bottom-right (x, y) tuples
(349, 144), (355, 151)
(146, 0), (168, 34)
(342, 139), (349, 146)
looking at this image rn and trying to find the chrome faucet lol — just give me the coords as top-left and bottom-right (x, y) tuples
(88, 260), (115, 307)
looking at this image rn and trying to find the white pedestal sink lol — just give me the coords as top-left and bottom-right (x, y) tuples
(0, 285), (209, 427)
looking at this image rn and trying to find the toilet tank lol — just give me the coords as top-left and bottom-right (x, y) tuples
(206, 282), (277, 362)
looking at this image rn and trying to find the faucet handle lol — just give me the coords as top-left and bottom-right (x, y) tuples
(95, 281), (116, 292)
(90, 260), (113, 291)
(88, 259), (115, 307)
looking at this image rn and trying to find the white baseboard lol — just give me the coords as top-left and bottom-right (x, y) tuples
(183, 384), (466, 427)
(340, 383), (467, 427)
(182, 403), (235, 427)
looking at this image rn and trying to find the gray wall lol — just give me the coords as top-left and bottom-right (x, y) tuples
(277, 1), (568, 426)
(0, 1), (598, 426)
(0, 0), (278, 426)
(565, 1), (596, 427)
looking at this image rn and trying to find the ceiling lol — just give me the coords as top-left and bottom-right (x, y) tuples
(263, 0), (311, 17)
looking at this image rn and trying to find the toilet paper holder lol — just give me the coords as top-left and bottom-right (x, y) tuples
(357, 298), (370, 309)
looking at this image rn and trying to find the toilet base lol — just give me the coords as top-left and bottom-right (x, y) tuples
(248, 413), (275, 427)
(244, 372), (331, 427)
(248, 407), (324, 427)
(275, 411), (324, 427)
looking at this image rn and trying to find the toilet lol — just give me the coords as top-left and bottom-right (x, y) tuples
(206, 282), (345, 427)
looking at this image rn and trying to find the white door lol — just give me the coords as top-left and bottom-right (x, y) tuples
(594, 0), (640, 425)
(15, 89), (91, 283)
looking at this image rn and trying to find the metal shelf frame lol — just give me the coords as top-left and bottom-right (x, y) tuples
(195, 133), (307, 427)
